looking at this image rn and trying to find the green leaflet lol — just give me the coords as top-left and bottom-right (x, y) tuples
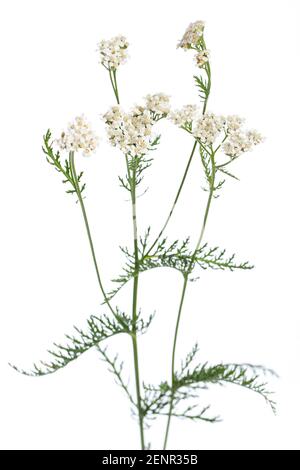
(141, 344), (276, 423)
(97, 345), (137, 410)
(118, 137), (160, 192)
(42, 130), (86, 196)
(106, 230), (253, 302)
(194, 74), (210, 103)
(9, 311), (153, 377)
(174, 362), (277, 414)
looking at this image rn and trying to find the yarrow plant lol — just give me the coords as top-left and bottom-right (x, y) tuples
(11, 21), (275, 450)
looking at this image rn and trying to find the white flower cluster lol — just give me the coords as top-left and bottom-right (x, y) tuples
(195, 50), (210, 68)
(169, 104), (199, 128)
(145, 93), (171, 116)
(103, 105), (154, 156)
(56, 115), (99, 156)
(178, 21), (205, 49)
(226, 115), (245, 133)
(222, 128), (264, 158)
(97, 35), (129, 69)
(103, 94), (170, 156)
(178, 21), (210, 69)
(170, 109), (264, 156)
(192, 113), (226, 145)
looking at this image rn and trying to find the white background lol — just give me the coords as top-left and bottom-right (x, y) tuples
(0, 0), (299, 450)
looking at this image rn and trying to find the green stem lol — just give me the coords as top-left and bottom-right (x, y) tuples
(202, 62), (211, 114)
(108, 68), (120, 104)
(126, 155), (145, 450)
(112, 69), (120, 104)
(163, 57), (212, 450)
(202, 68), (210, 114)
(146, 51), (210, 259)
(107, 66), (144, 447)
(193, 158), (215, 254)
(163, 42), (213, 449)
(201, 38), (211, 114)
(163, 274), (188, 449)
(69, 152), (116, 318)
(216, 156), (238, 169)
(163, 152), (216, 450)
(145, 140), (198, 257)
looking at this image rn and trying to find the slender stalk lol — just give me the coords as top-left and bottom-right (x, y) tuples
(202, 63), (211, 114)
(126, 155), (145, 450)
(163, 275), (188, 449)
(163, 152), (216, 450)
(69, 151), (116, 318)
(68, 63), (120, 315)
(162, 43), (213, 448)
(216, 156), (237, 169)
(108, 68), (120, 104)
(193, 156), (215, 253)
(146, 53), (210, 258)
(131, 287), (145, 450)
(112, 69), (120, 104)
(145, 140), (198, 257)
(202, 56), (211, 114)
(107, 66), (144, 448)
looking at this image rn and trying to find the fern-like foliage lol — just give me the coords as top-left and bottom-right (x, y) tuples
(198, 141), (243, 197)
(142, 382), (219, 423)
(174, 361), (277, 414)
(42, 130), (85, 196)
(106, 230), (253, 302)
(119, 137), (160, 192)
(128, 153), (153, 188)
(199, 144), (212, 191)
(9, 310), (154, 377)
(97, 345), (137, 411)
(106, 234), (190, 301)
(141, 345), (276, 424)
(194, 74), (210, 103)
(217, 165), (239, 181)
(194, 244), (253, 271)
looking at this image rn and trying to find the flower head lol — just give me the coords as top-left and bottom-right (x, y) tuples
(169, 108), (264, 156)
(103, 104), (155, 156)
(192, 113), (226, 145)
(195, 50), (210, 68)
(97, 35), (129, 70)
(226, 115), (245, 134)
(246, 129), (264, 146)
(144, 93), (171, 117)
(169, 104), (199, 128)
(56, 115), (99, 156)
(222, 128), (264, 158)
(178, 21), (205, 49)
